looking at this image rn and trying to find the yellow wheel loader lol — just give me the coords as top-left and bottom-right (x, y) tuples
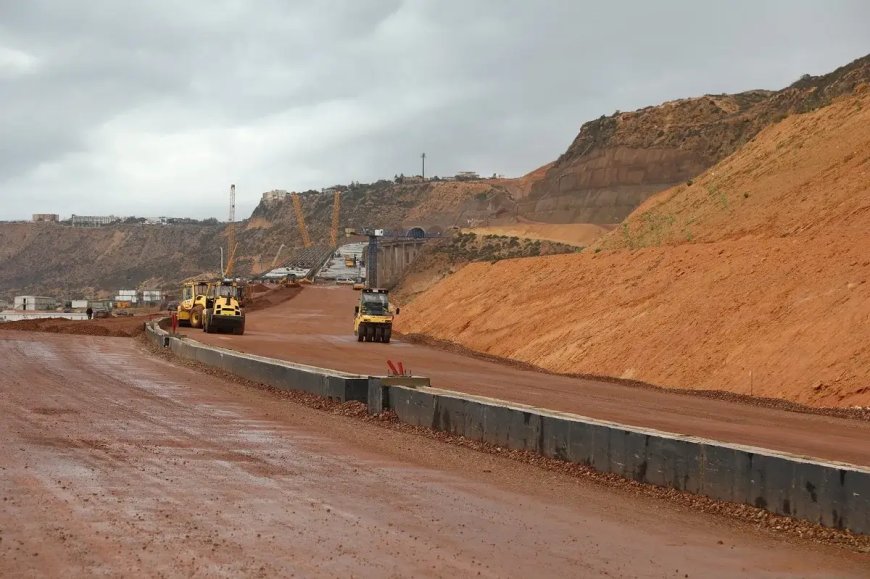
(353, 288), (398, 343)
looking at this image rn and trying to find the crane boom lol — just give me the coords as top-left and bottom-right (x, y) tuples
(291, 192), (312, 248)
(224, 184), (237, 277)
(330, 190), (340, 247)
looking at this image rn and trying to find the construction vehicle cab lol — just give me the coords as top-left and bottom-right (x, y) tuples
(177, 281), (211, 326)
(177, 280), (245, 335)
(354, 288), (398, 343)
(202, 281), (246, 335)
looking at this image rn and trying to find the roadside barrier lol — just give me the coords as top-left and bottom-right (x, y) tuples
(145, 321), (869, 535)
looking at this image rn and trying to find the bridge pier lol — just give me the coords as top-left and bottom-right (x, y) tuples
(363, 238), (427, 288)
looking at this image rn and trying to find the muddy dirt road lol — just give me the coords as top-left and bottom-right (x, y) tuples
(181, 286), (870, 466)
(2, 331), (866, 576)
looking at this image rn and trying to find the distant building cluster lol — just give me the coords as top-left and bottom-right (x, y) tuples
(393, 171), (484, 184)
(71, 214), (120, 227)
(1, 289), (170, 323)
(32, 213), (59, 223)
(142, 216), (170, 225)
(4, 289), (165, 318)
(113, 289), (164, 306)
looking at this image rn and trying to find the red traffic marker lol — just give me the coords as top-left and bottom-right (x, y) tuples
(387, 360), (399, 376)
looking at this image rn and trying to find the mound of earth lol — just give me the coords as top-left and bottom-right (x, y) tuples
(245, 284), (304, 312)
(0, 315), (156, 337)
(397, 87), (870, 409)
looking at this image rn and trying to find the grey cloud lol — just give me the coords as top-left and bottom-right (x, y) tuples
(1, 0), (868, 219)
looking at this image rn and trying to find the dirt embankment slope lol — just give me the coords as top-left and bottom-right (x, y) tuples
(397, 88), (870, 409)
(464, 221), (613, 247)
(392, 233), (579, 305)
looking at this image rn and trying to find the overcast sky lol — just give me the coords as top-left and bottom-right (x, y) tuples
(1, 1), (867, 220)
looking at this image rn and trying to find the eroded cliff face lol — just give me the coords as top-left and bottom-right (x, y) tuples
(524, 54), (870, 224)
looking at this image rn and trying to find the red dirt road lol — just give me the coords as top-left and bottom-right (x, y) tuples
(181, 286), (870, 466)
(1, 331), (866, 576)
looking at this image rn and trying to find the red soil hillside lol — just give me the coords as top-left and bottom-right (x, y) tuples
(397, 88), (870, 409)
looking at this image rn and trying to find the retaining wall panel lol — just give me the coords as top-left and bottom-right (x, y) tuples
(681, 442), (705, 494)
(325, 376), (345, 400)
(620, 430), (650, 482)
(434, 396), (466, 435)
(367, 379), (385, 414)
(816, 466), (847, 530)
(462, 400), (486, 441)
(232, 356), (266, 384)
(566, 421), (597, 467)
(540, 415), (572, 461)
(759, 455), (796, 516)
(645, 437), (692, 491)
(700, 444), (740, 503)
(507, 410), (542, 453)
(587, 424), (614, 473)
(606, 428), (626, 478)
(480, 404), (514, 447)
(841, 470), (870, 534)
(391, 388), (436, 428)
(747, 453), (771, 510)
(346, 378), (370, 403)
(794, 461), (831, 528)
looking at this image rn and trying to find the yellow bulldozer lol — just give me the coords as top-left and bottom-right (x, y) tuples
(177, 279), (246, 335)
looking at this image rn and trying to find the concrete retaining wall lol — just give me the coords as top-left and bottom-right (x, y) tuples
(145, 322), (368, 402)
(385, 385), (869, 535)
(143, 322), (869, 535)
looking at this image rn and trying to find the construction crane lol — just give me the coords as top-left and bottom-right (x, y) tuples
(291, 192), (312, 248)
(330, 190), (341, 248)
(224, 184), (238, 277)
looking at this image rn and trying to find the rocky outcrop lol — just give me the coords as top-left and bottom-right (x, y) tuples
(525, 54), (870, 224)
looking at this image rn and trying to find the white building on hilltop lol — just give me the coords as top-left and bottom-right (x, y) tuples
(261, 189), (291, 203)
